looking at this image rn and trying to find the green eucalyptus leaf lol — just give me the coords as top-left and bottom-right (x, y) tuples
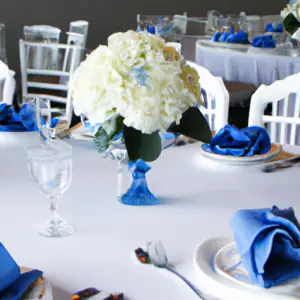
(102, 115), (124, 139)
(123, 126), (162, 162)
(168, 107), (212, 143)
(283, 13), (300, 35)
(94, 127), (109, 152)
(94, 115), (124, 152)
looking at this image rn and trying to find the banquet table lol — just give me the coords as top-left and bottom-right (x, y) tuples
(1, 138), (300, 300)
(195, 39), (300, 87)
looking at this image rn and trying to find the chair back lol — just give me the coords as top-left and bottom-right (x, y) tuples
(187, 61), (229, 131)
(0, 24), (7, 64)
(19, 40), (85, 125)
(248, 73), (300, 145)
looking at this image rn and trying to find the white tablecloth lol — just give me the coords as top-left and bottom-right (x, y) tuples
(195, 41), (300, 86)
(1, 139), (300, 300)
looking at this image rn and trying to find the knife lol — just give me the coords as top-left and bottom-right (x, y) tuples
(263, 156), (300, 173)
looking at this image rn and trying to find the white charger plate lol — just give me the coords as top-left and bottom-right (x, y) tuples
(199, 143), (282, 165)
(214, 242), (300, 297)
(193, 237), (298, 300)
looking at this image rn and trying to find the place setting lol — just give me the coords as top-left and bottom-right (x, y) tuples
(196, 124), (300, 174)
(0, 4), (300, 300)
(193, 205), (300, 300)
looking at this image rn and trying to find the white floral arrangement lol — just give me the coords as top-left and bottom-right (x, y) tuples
(281, 0), (300, 34)
(69, 30), (211, 161)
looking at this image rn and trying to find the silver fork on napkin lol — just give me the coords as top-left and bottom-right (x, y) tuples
(147, 241), (204, 299)
(263, 156), (300, 173)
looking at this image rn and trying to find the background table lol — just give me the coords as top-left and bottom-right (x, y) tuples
(1, 139), (300, 300)
(195, 40), (300, 87)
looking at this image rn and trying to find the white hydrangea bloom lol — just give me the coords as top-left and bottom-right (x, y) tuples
(69, 46), (123, 125)
(69, 30), (199, 134)
(281, 3), (300, 20)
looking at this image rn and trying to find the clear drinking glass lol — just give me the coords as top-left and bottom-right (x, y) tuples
(246, 16), (265, 42)
(26, 142), (74, 237)
(212, 16), (229, 32)
(35, 98), (70, 141)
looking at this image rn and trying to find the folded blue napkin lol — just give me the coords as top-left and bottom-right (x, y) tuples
(202, 124), (271, 156)
(266, 23), (283, 33)
(219, 28), (234, 43)
(211, 31), (222, 42)
(232, 206), (300, 288)
(0, 103), (37, 132)
(0, 243), (42, 299)
(251, 35), (276, 48)
(227, 30), (250, 44)
(211, 29), (249, 44)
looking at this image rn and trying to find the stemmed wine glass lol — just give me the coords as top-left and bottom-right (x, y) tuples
(26, 141), (74, 237)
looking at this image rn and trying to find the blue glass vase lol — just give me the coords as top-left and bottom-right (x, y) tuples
(116, 154), (160, 206)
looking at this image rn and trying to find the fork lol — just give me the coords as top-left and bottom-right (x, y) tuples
(147, 241), (204, 299)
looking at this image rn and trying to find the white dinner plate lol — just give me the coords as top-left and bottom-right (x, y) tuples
(214, 242), (300, 297)
(193, 237), (298, 300)
(199, 143), (282, 165)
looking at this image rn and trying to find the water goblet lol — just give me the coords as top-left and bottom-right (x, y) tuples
(26, 142), (74, 237)
(35, 97), (70, 142)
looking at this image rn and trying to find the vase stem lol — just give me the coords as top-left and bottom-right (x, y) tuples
(117, 160), (123, 199)
(117, 154), (128, 199)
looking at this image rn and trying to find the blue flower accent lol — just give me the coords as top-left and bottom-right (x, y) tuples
(129, 67), (148, 87)
(120, 159), (160, 206)
(147, 25), (156, 35)
(81, 114), (102, 134)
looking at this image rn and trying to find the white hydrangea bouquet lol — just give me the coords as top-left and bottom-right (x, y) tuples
(69, 30), (211, 162)
(281, 0), (300, 35)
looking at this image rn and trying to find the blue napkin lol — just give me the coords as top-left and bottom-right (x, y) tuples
(212, 29), (249, 44)
(0, 243), (20, 291)
(227, 30), (250, 44)
(0, 103), (37, 132)
(232, 206), (300, 288)
(219, 29), (234, 42)
(251, 35), (276, 48)
(0, 243), (43, 299)
(202, 124), (271, 156)
(266, 23), (283, 33)
(211, 31), (222, 42)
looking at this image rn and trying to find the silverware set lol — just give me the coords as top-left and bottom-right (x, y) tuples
(262, 156), (300, 173)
